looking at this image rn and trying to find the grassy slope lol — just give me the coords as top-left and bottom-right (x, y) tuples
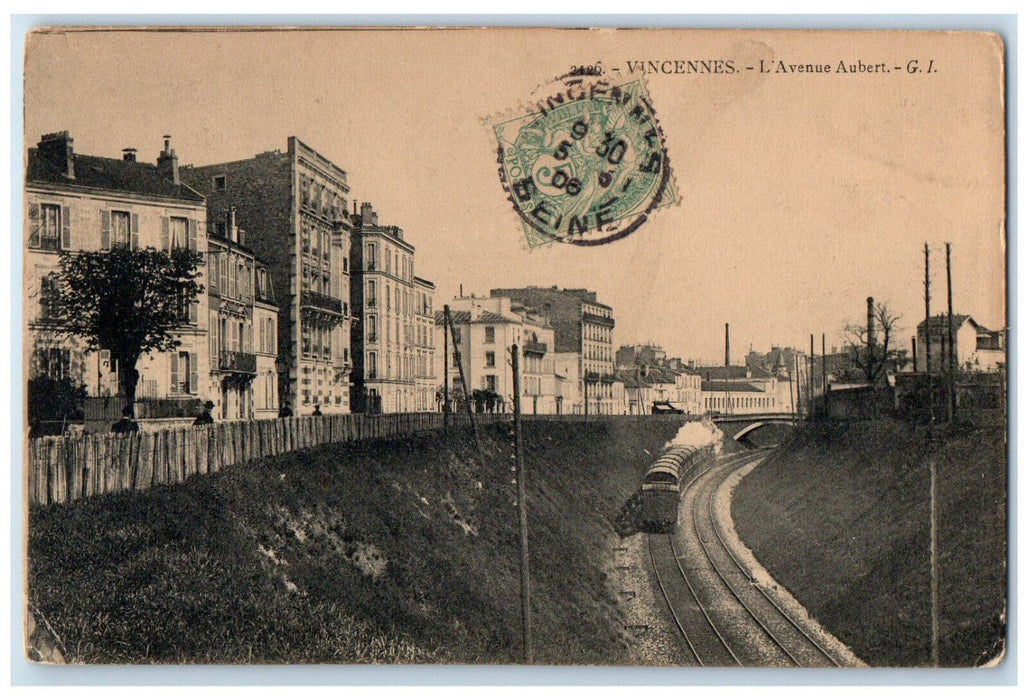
(28, 420), (680, 664)
(732, 419), (1006, 667)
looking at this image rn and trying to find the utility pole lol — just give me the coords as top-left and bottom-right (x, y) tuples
(809, 333), (815, 416)
(925, 243), (934, 425)
(822, 333), (828, 415)
(930, 456), (939, 667)
(443, 305), (450, 432)
(793, 354), (801, 419)
(446, 312), (487, 473)
(724, 323), (731, 416)
(946, 242), (956, 421)
(511, 344), (533, 664)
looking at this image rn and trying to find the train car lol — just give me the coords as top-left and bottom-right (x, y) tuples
(640, 444), (713, 532)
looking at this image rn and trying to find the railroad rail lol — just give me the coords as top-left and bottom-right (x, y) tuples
(647, 450), (845, 667)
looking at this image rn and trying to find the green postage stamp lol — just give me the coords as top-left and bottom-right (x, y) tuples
(493, 77), (678, 248)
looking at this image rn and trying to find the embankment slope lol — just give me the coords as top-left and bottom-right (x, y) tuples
(29, 420), (680, 664)
(732, 420), (1006, 667)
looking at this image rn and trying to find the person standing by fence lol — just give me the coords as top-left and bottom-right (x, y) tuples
(193, 400), (215, 426)
(110, 405), (139, 434)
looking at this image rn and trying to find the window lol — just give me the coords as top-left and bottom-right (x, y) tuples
(170, 351), (196, 394)
(39, 273), (59, 320)
(37, 204), (63, 250)
(485, 326), (495, 343)
(485, 375), (497, 391)
(368, 316), (377, 342)
(213, 175), (226, 191)
(37, 347), (70, 380)
(485, 351), (496, 367)
(169, 216), (189, 249)
(366, 243), (377, 271)
(110, 211), (131, 248)
(367, 280), (377, 307)
(368, 352), (378, 379)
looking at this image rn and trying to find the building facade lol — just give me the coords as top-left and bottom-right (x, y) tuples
(182, 137), (353, 414)
(413, 276), (437, 412)
(434, 295), (557, 414)
(25, 132), (210, 431)
(490, 286), (617, 414)
(350, 203), (435, 413)
(206, 209), (280, 421)
(916, 314), (1006, 373)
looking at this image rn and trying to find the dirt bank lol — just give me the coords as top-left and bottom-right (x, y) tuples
(731, 419), (1006, 667)
(28, 419), (681, 664)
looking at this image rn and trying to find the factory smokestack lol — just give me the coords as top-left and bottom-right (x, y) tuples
(725, 323), (730, 367)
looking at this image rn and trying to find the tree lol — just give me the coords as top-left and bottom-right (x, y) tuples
(842, 301), (904, 386)
(46, 246), (203, 410)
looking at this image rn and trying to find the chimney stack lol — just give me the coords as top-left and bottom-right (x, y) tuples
(37, 131), (75, 179)
(122, 147), (137, 162)
(724, 323), (730, 367)
(360, 202), (377, 226)
(867, 296), (876, 349)
(157, 134), (180, 185)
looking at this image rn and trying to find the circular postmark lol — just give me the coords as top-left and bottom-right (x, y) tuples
(493, 79), (674, 247)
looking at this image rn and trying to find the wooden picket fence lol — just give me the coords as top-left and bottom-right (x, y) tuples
(25, 412), (692, 507)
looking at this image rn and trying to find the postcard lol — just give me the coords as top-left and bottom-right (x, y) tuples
(22, 26), (1006, 669)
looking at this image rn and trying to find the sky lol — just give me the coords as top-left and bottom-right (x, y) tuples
(22, 28), (1006, 364)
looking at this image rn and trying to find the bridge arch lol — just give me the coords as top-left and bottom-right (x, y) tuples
(731, 419), (795, 442)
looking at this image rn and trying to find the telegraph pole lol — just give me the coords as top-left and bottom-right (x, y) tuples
(924, 243), (934, 425)
(809, 333), (815, 416)
(446, 311), (487, 472)
(946, 242), (956, 421)
(724, 323), (731, 416)
(443, 305), (450, 431)
(511, 344), (533, 663)
(822, 333), (828, 415)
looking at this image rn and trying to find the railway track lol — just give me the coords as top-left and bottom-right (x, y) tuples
(647, 450), (843, 667)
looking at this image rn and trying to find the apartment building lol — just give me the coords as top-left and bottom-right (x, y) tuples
(206, 209), (280, 420)
(491, 286), (616, 414)
(350, 203), (435, 413)
(182, 137), (353, 414)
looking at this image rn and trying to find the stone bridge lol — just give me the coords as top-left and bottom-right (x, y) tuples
(711, 413), (799, 441)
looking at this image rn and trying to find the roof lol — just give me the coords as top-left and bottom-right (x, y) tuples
(696, 365), (751, 381)
(434, 310), (518, 325)
(27, 149), (205, 203)
(701, 381), (764, 393)
(916, 314), (974, 332)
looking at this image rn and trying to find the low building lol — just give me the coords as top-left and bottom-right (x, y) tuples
(916, 314), (1006, 373)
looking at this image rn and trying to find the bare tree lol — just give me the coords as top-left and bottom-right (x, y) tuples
(843, 301), (904, 386)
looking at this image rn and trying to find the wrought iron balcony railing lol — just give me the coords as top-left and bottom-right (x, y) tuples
(218, 350), (257, 375)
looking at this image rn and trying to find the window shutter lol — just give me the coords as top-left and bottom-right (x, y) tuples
(161, 216), (169, 251)
(189, 352), (199, 394)
(188, 218), (197, 251)
(130, 213), (139, 250)
(170, 352), (179, 393)
(61, 206), (71, 249)
(100, 210), (111, 251)
(28, 203), (40, 248)
(189, 300), (198, 324)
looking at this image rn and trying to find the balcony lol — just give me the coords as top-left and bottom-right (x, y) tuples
(582, 311), (615, 328)
(301, 290), (344, 316)
(219, 350), (257, 376)
(523, 340), (547, 356)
